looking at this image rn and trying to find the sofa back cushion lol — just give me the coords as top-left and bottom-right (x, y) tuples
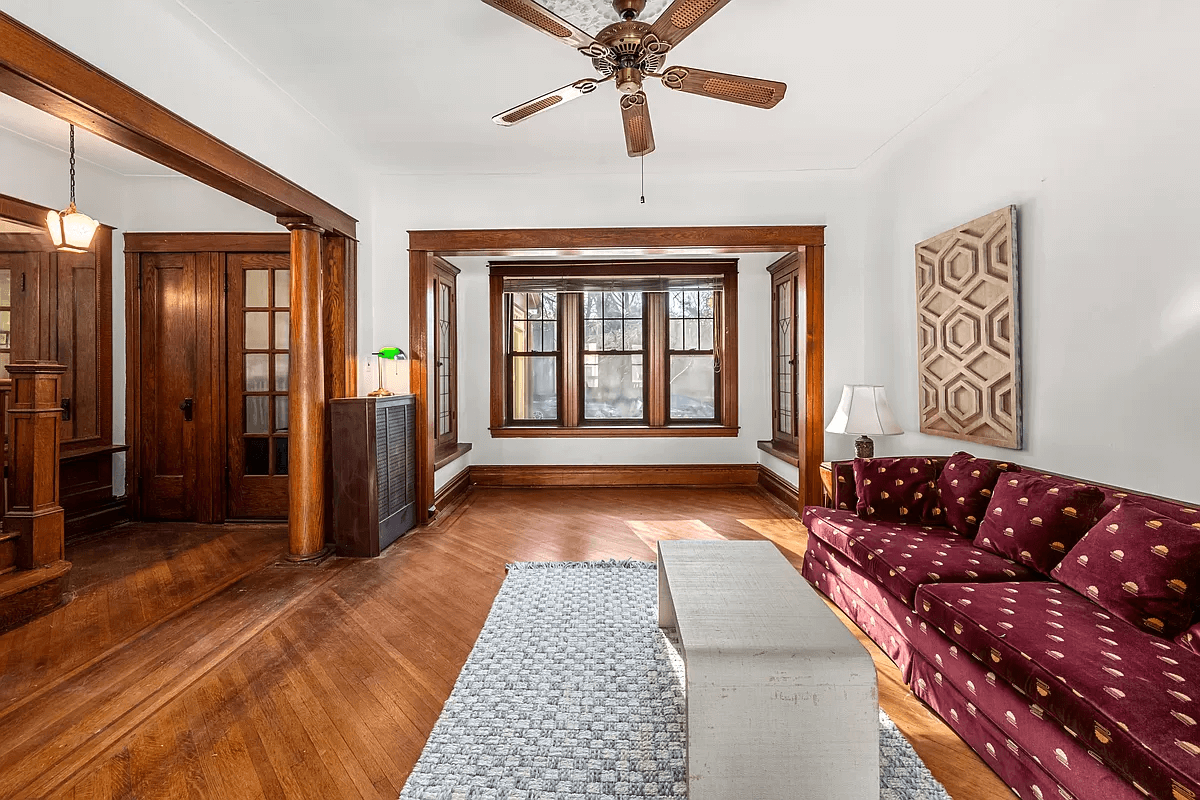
(936, 451), (1019, 537)
(1053, 499), (1200, 637)
(974, 473), (1105, 574)
(853, 457), (943, 525)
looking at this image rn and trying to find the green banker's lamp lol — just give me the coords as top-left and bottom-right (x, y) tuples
(369, 346), (408, 397)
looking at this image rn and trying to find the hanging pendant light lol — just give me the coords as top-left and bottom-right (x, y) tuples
(46, 124), (99, 253)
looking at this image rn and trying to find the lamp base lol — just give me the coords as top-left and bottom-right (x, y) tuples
(854, 435), (875, 459)
(367, 388), (395, 397)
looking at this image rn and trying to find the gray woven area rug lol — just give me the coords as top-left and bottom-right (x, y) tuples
(399, 560), (951, 800)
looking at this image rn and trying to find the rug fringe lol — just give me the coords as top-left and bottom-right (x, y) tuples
(506, 558), (656, 572)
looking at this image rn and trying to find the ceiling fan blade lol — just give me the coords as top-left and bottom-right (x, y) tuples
(658, 66), (786, 109)
(620, 92), (655, 158)
(648, 0), (734, 47)
(479, 0), (599, 51)
(492, 77), (608, 126)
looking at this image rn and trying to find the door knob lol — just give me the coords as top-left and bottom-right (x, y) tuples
(179, 397), (194, 422)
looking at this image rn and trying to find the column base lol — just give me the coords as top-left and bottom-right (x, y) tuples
(277, 544), (334, 567)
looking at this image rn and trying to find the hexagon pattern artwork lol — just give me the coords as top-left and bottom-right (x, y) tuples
(916, 207), (1022, 449)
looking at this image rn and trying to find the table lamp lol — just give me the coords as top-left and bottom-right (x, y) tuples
(369, 347), (408, 397)
(825, 384), (903, 458)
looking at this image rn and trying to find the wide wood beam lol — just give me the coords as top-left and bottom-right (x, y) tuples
(286, 225), (327, 560)
(0, 11), (356, 238)
(409, 225), (825, 256)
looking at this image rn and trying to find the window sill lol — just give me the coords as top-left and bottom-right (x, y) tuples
(490, 426), (739, 439)
(434, 442), (473, 470)
(757, 440), (799, 467)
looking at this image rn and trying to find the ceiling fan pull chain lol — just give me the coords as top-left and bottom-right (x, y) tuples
(640, 152), (645, 204)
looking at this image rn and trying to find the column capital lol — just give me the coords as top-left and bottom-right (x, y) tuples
(278, 215), (325, 234)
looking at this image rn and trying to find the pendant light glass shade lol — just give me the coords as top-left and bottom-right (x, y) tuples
(47, 124), (99, 253)
(46, 202), (99, 253)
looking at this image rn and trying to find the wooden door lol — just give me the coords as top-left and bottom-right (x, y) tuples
(225, 253), (290, 518)
(137, 253), (202, 520)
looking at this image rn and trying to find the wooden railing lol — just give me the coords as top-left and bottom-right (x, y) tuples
(0, 377), (9, 516)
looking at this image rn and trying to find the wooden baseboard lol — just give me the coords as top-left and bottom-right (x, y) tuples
(432, 467), (472, 514)
(758, 465), (800, 510)
(469, 464), (760, 489)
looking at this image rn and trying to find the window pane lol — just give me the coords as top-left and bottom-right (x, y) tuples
(245, 353), (269, 392)
(274, 396), (288, 432)
(245, 270), (269, 307)
(584, 320), (602, 350)
(510, 355), (557, 421)
(245, 312), (269, 349)
(541, 321), (557, 352)
(699, 319), (714, 350)
(542, 293), (557, 320)
(670, 355), (715, 419)
(584, 354), (644, 420)
(511, 294), (528, 321)
(274, 311), (290, 350)
(603, 319), (623, 350)
(274, 437), (289, 476)
(603, 291), (623, 318)
(511, 320), (528, 351)
(623, 320), (643, 350)
(700, 290), (714, 318)
(684, 319), (699, 351)
(274, 354), (289, 391)
(245, 438), (269, 475)
(274, 269), (290, 307)
(245, 396), (269, 434)
(625, 292), (643, 316)
(669, 318), (683, 350)
(583, 292), (602, 319)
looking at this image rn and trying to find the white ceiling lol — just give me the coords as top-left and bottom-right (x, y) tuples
(0, 92), (180, 177)
(169, 0), (1052, 175)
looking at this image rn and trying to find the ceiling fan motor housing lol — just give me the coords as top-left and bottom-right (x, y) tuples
(592, 21), (664, 82)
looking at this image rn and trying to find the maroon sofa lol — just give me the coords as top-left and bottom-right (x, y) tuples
(801, 456), (1200, 800)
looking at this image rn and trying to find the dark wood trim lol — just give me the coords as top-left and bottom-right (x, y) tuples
(488, 274), (505, 431)
(802, 245), (826, 509)
(430, 254), (461, 276)
(409, 250), (433, 526)
(489, 258), (739, 279)
(559, 293), (582, 428)
(768, 252), (800, 451)
(0, 192), (57, 229)
(758, 464), (800, 510)
(430, 257), (460, 459)
(431, 466), (471, 513)
(757, 440), (799, 467)
(409, 226), (825, 255)
(720, 267), (739, 431)
(433, 442), (472, 471)
(0, 12), (356, 237)
(489, 426), (739, 438)
(767, 252), (800, 275)
(122, 233), (291, 253)
(646, 293), (667, 427)
(470, 464), (760, 488)
(123, 250), (141, 517)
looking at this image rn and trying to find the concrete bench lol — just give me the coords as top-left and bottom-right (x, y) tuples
(657, 539), (879, 800)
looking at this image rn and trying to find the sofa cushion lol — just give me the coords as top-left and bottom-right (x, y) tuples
(853, 457), (944, 525)
(916, 581), (1200, 800)
(804, 505), (1040, 607)
(974, 473), (1105, 575)
(937, 451), (1018, 537)
(1052, 500), (1200, 637)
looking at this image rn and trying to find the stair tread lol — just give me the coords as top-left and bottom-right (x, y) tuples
(0, 561), (72, 601)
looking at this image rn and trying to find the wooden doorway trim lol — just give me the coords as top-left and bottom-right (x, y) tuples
(0, 12), (355, 238)
(408, 225), (825, 523)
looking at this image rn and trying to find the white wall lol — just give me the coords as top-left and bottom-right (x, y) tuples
(858, 1), (1200, 501)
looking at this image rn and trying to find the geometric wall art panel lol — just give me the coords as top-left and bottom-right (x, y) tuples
(915, 205), (1022, 449)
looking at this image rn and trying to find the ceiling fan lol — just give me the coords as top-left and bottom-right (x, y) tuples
(482, 0), (786, 157)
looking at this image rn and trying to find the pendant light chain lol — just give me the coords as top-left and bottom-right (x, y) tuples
(69, 124), (77, 206)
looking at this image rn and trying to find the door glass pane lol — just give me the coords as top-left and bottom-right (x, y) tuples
(0, 270), (9, 305)
(274, 269), (290, 307)
(670, 355), (716, 419)
(0, 310), (8, 349)
(245, 312), (269, 349)
(245, 270), (269, 307)
(510, 355), (557, 421)
(245, 353), (269, 392)
(274, 396), (288, 432)
(583, 354), (643, 420)
(274, 311), (290, 350)
(0, 352), (8, 372)
(245, 395), (269, 434)
(274, 437), (289, 476)
(274, 354), (289, 391)
(245, 438), (269, 475)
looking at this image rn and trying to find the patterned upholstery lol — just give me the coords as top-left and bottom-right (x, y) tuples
(803, 505), (1041, 607)
(937, 451), (1019, 537)
(910, 651), (1144, 800)
(916, 581), (1200, 800)
(802, 536), (918, 680)
(853, 456), (944, 524)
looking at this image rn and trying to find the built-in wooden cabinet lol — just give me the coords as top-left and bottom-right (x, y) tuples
(0, 195), (122, 537)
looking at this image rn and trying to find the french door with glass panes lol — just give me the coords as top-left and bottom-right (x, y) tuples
(226, 253), (290, 518)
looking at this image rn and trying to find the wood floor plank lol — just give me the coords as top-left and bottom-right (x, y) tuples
(0, 488), (1013, 799)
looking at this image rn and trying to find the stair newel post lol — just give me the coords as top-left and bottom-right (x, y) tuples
(3, 361), (67, 568)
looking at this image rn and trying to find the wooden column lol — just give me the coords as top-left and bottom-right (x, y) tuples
(285, 224), (327, 561)
(4, 362), (66, 567)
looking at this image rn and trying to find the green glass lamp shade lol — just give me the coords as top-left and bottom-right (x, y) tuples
(374, 347), (407, 361)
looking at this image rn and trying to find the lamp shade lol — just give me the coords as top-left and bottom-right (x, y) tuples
(825, 385), (904, 436)
(46, 204), (99, 254)
(374, 347), (408, 361)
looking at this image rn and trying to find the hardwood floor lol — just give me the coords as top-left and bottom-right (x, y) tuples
(0, 488), (1013, 799)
